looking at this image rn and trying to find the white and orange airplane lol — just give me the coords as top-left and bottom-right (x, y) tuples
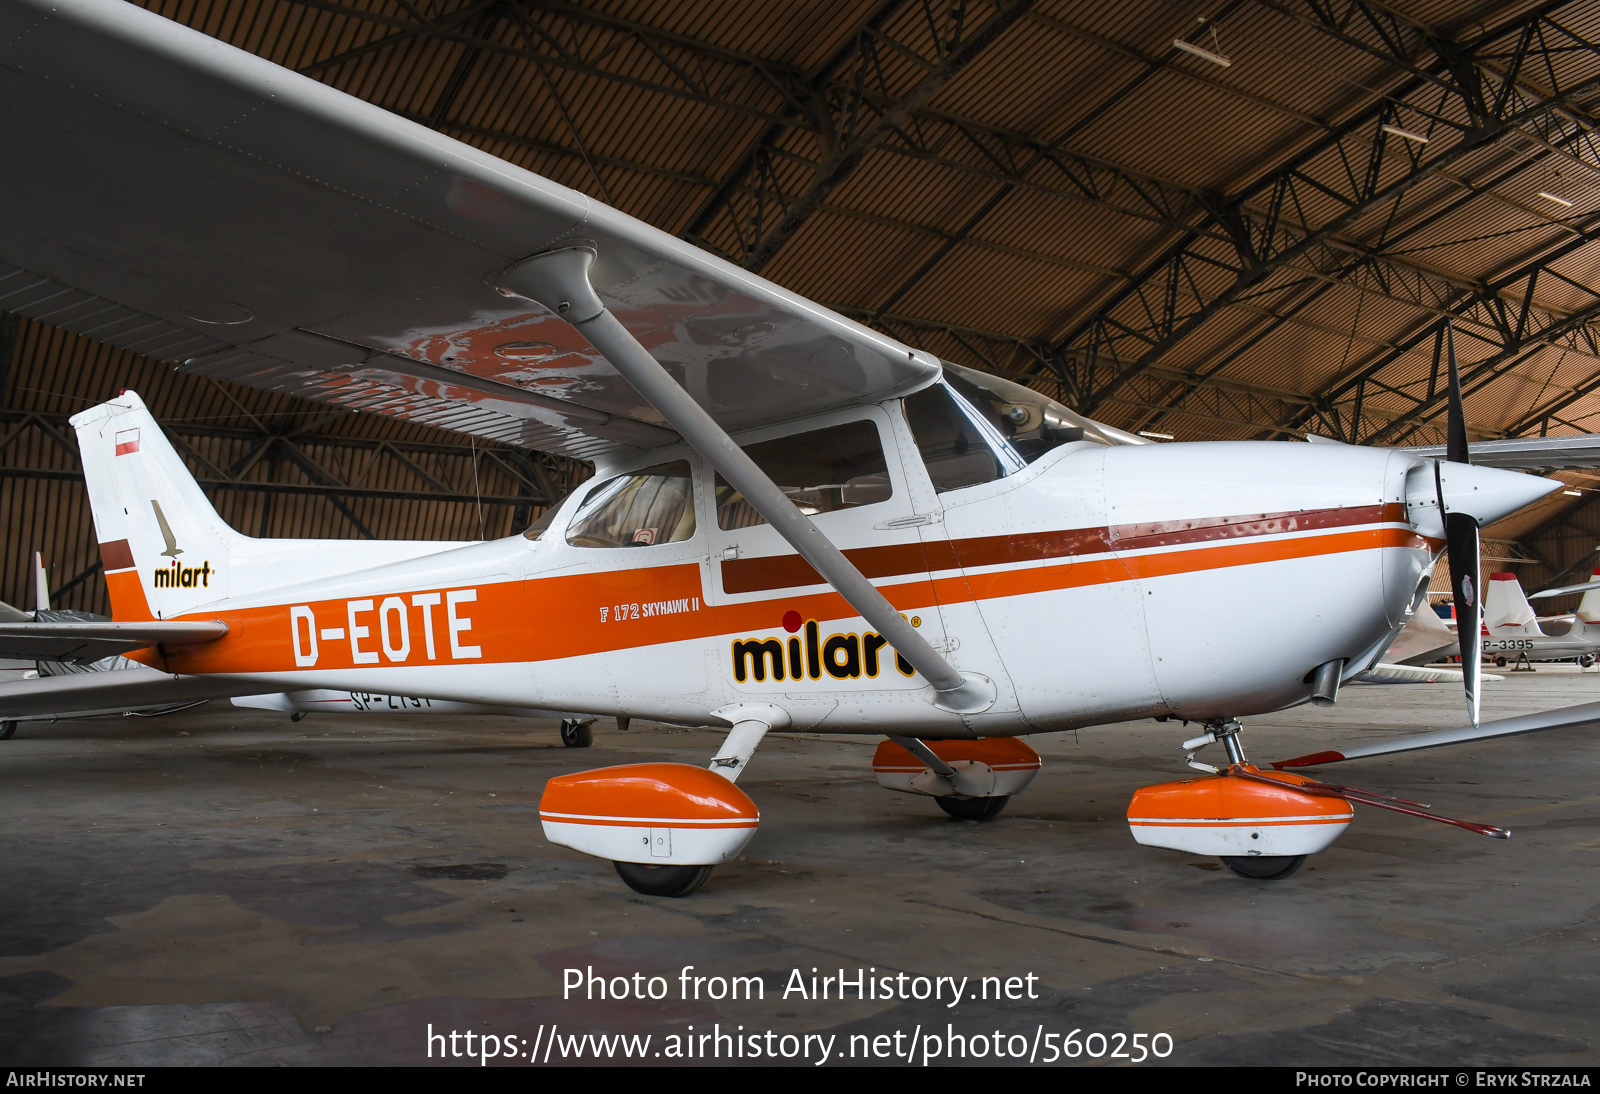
(1, 0), (1597, 895)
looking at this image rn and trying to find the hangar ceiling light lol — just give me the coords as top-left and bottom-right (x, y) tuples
(1537, 191), (1576, 207)
(1381, 124), (1431, 143)
(1172, 39), (1231, 67)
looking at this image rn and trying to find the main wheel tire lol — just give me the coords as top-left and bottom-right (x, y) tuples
(613, 861), (715, 897)
(1581, 655), (1595, 668)
(1221, 854), (1306, 880)
(0, 721), (15, 740)
(936, 795), (1009, 821)
(560, 720), (594, 748)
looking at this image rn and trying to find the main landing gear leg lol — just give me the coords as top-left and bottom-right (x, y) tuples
(604, 706), (783, 898)
(1184, 720), (1306, 881)
(889, 736), (1009, 821)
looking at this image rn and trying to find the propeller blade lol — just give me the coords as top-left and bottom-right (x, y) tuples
(1436, 320), (1481, 727)
(1445, 510), (1481, 726)
(1444, 320), (1469, 465)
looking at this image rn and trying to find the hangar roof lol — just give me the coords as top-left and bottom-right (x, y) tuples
(118, 0), (1600, 452)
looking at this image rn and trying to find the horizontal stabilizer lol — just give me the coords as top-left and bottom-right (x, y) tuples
(1274, 700), (1600, 767)
(0, 664), (255, 719)
(1529, 578), (1600, 599)
(0, 620), (227, 663)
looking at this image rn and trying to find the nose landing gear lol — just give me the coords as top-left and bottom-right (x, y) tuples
(1129, 720), (1352, 880)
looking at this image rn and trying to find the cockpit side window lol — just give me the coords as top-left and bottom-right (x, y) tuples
(716, 419), (892, 530)
(565, 460), (697, 548)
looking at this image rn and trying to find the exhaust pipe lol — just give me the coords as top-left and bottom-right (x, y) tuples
(1308, 659), (1345, 707)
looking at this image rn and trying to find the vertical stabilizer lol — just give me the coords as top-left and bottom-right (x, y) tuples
(70, 391), (244, 620)
(1485, 572), (1541, 636)
(33, 551), (49, 612)
(1576, 571), (1600, 624)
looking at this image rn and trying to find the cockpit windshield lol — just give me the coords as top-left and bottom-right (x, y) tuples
(904, 363), (1108, 493)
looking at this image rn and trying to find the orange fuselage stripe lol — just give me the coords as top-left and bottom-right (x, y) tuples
(141, 522), (1430, 675)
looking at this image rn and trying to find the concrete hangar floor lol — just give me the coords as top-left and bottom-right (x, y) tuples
(0, 671), (1594, 1067)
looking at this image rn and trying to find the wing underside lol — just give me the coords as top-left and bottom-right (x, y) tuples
(0, 0), (939, 463)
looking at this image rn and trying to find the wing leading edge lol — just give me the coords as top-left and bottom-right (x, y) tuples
(0, 0), (939, 463)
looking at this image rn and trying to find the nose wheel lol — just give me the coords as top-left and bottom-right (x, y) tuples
(1222, 854), (1306, 880)
(1142, 720), (1342, 881)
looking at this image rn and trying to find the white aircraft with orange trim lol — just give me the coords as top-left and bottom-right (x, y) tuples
(4, 0), (1600, 896)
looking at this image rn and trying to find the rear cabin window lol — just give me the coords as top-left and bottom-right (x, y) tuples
(716, 419), (892, 530)
(565, 461), (696, 547)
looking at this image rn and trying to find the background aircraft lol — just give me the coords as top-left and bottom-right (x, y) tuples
(1482, 572), (1600, 666)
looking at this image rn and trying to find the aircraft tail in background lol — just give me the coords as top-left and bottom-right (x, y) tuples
(1484, 572), (1542, 637)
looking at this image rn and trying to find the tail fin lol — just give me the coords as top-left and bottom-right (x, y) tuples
(71, 391), (245, 620)
(71, 391), (474, 622)
(33, 551), (49, 612)
(1576, 571), (1600, 624)
(1485, 572), (1541, 636)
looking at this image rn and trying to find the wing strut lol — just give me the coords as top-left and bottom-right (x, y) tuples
(502, 246), (995, 715)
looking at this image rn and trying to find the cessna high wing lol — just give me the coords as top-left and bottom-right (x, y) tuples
(6, 0), (1600, 896)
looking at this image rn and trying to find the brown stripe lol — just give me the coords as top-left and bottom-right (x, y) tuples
(99, 539), (136, 572)
(719, 503), (1408, 595)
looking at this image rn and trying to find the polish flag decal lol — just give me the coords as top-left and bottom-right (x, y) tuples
(114, 428), (140, 456)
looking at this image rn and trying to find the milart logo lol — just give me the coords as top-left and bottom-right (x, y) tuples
(147, 499), (212, 587)
(731, 609), (916, 685)
(153, 559), (213, 588)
